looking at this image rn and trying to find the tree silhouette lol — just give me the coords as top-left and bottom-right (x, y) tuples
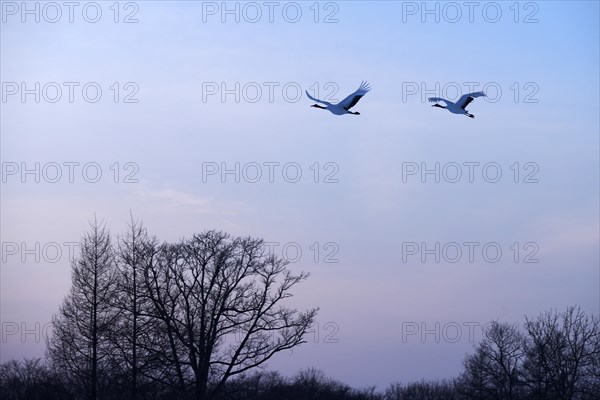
(0, 358), (72, 400)
(47, 219), (119, 400)
(111, 216), (160, 399)
(143, 231), (318, 399)
(522, 307), (600, 400)
(458, 321), (525, 400)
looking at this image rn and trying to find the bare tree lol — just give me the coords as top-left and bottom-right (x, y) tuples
(522, 306), (600, 400)
(458, 348), (493, 400)
(143, 231), (318, 400)
(384, 380), (457, 400)
(458, 321), (525, 400)
(583, 324), (600, 398)
(0, 358), (71, 400)
(141, 241), (191, 394)
(111, 215), (160, 399)
(47, 219), (119, 400)
(214, 370), (286, 400)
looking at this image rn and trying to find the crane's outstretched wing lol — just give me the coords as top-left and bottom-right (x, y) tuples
(338, 81), (371, 110)
(456, 91), (486, 109)
(428, 97), (453, 107)
(305, 90), (332, 107)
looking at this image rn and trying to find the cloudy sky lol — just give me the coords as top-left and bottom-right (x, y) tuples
(1, 0), (599, 389)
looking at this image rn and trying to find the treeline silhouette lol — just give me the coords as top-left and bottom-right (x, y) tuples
(1, 220), (599, 400)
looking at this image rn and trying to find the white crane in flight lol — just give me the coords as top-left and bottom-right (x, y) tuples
(428, 91), (486, 118)
(306, 81), (371, 115)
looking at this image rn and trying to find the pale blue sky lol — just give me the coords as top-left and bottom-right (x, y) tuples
(1, 0), (599, 388)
